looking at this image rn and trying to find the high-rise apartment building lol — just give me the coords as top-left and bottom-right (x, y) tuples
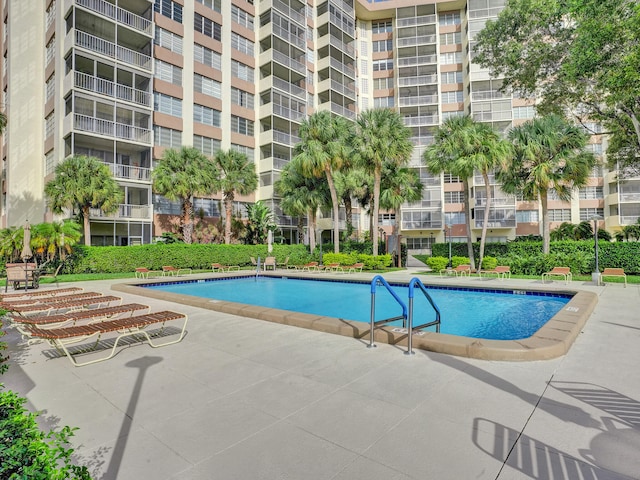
(1, 0), (634, 251)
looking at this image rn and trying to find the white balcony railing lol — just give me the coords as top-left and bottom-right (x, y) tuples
(74, 114), (151, 143)
(399, 95), (438, 107)
(90, 204), (151, 220)
(75, 30), (152, 71)
(102, 162), (151, 181)
(397, 74), (438, 86)
(74, 72), (151, 107)
(76, 0), (152, 35)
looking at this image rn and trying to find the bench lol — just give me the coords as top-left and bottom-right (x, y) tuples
(542, 267), (572, 284)
(5, 263), (40, 292)
(479, 265), (511, 280)
(25, 310), (188, 366)
(601, 268), (627, 287)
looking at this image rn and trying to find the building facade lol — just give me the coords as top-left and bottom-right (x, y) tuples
(0, 0), (633, 250)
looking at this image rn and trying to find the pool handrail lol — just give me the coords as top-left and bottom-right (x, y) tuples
(406, 277), (441, 355)
(368, 275), (408, 349)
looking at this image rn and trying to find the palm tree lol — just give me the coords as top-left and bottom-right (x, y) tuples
(354, 108), (413, 256)
(334, 167), (370, 241)
(423, 116), (478, 269)
(551, 222), (577, 241)
(152, 147), (219, 244)
(0, 226), (22, 261)
(31, 220), (81, 262)
(244, 201), (277, 245)
(499, 114), (596, 254)
(380, 165), (423, 266)
(276, 158), (329, 252)
(294, 111), (353, 254)
(44, 155), (124, 246)
(212, 149), (258, 244)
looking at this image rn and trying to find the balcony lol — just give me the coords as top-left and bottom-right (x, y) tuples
(74, 72), (151, 107)
(398, 74), (438, 87)
(474, 196), (516, 207)
(328, 35), (355, 57)
(403, 115), (439, 126)
(329, 57), (355, 78)
(101, 162), (151, 182)
(397, 35), (437, 47)
(75, 0), (152, 36)
(396, 14), (436, 27)
(399, 94), (438, 107)
(73, 114), (151, 144)
(270, 0), (305, 27)
(90, 203), (151, 220)
(472, 111), (512, 122)
(270, 50), (307, 75)
(271, 23), (306, 50)
(471, 90), (507, 101)
(268, 76), (306, 100)
(328, 102), (356, 119)
(74, 30), (152, 71)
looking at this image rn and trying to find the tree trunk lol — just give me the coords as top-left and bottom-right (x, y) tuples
(308, 210), (317, 253)
(325, 168), (340, 254)
(372, 168), (381, 256)
(82, 205), (91, 246)
(343, 196), (353, 240)
(462, 179), (475, 270)
(224, 192), (234, 245)
(182, 198), (193, 244)
(297, 217), (304, 244)
(478, 172), (492, 272)
(541, 192), (550, 254)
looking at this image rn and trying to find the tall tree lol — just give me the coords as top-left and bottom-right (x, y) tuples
(380, 165), (423, 267)
(212, 149), (258, 244)
(152, 147), (219, 244)
(294, 111), (353, 253)
(473, 0), (640, 172)
(499, 114), (596, 253)
(44, 155), (124, 246)
(244, 201), (277, 245)
(354, 108), (413, 255)
(423, 116), (479, 269)
(275, 157), (329, 252)
(334, 167), (370, 241)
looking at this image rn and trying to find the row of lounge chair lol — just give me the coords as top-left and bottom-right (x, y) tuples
(2, 286), (188, 367)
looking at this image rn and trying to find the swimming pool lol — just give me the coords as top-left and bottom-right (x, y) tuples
(142, 276), (570, 341)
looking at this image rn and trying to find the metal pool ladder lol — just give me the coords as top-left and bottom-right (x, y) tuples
(368, 275), (441, 355)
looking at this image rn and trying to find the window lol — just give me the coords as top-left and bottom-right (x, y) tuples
(196, 0), (221, 12)
(373, 77), (394, 90)
(360, 59), (368, 72)
(231, 115), (254, 136)
(374, 96), (394, 108)
(154, 0), (182, 23)
(194, 44), (221, 70)
(44, 113), (55, 138)
(372, 40), (393, 52)
(231, 87), (254, 109)
(153, 125), (182, 148)
(45, 74), (55, 101)
(441, 91), (463, 103)
(516, 210), (539, 222)
(444, 173), (462, 183)
(154, 60), (182, 85)
(46, 1), (56, 30)
(405, 237), (435, 250)
(372, 20), (392, 34)
(194, 13), (221, 41)
(548, 209), (571, 222)
(231, 5), (254, 29)
(193, 134), (220, 156)
(378, 213), (396, 225)
(231, 32), (254, 56)
(580, 208), (604, 221)
(440, 52), (462, 64)
(45, 150), (56, 175)
(45, 36), (55, 65)
(155, 27), (183, 54)
(513, 106), (535, 119)
(579, 186), (604, 199)
(360, 41), (368, 55)
(444, 191), (464, 203)
(442, 72), (462, 84)
(193, 197), (220, 217)
(231, 144), (254, 160)
(361, 78), (369, 94)
(193, 104), (221, 127)
(231, 60), (254, 82)
(440, 32), (461, 44)
(444, 212), (466, 224)
(442, 111), (464, 120)
(373, 59), (393, 71)
(586, 143), (603, 155)
(154, 93), (182, 117)
(194, 74), (221, 98)
(439, 12), (461, 26)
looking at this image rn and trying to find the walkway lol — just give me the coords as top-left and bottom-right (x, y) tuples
(2, 273), (639, 479)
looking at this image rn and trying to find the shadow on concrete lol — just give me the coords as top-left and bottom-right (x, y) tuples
(101, 356), (163, 480)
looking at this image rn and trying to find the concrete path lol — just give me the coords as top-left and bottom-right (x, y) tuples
(2, 273), (639, 480)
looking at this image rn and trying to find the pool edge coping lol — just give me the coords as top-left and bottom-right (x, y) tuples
(112, 273), (598, 362)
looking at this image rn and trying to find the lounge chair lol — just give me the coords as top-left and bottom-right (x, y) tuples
(11, 303), (151, 340)
(542, 267), (572, 284)
(479, 265), (511, 280)
(277, 256), (290, 269)
(211, 263), (240, 272)
(263, 256), (277, 271)
(0, 286), (83, 302)
(345, 263), (364, 274)
(601, 268), (627, 287)
(440, 264), (471, 277)
(324, 263), (342, 272)
(298, 262), (318, 272)
(1, 291), (105, 308)
(7, 295), (123, 316)
(135, 267), (161, 279)
(24, 310), (188, 366)
(162, 266), (192, 276)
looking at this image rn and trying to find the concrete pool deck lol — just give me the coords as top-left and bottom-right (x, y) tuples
(2, 270), (639, 479)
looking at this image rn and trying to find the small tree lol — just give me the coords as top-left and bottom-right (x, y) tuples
(244, 201), (277, 245)
(44, 155), (124, 246)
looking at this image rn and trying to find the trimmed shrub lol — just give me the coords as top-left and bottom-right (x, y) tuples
(426, 256), (448, 272)
(479, 256), (498, 270)
(321, 253), (358, 266)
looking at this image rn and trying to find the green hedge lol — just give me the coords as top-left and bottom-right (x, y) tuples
(432, 240), (640, 274)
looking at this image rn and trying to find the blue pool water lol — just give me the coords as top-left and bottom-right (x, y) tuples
(144, 276), (571, 340)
